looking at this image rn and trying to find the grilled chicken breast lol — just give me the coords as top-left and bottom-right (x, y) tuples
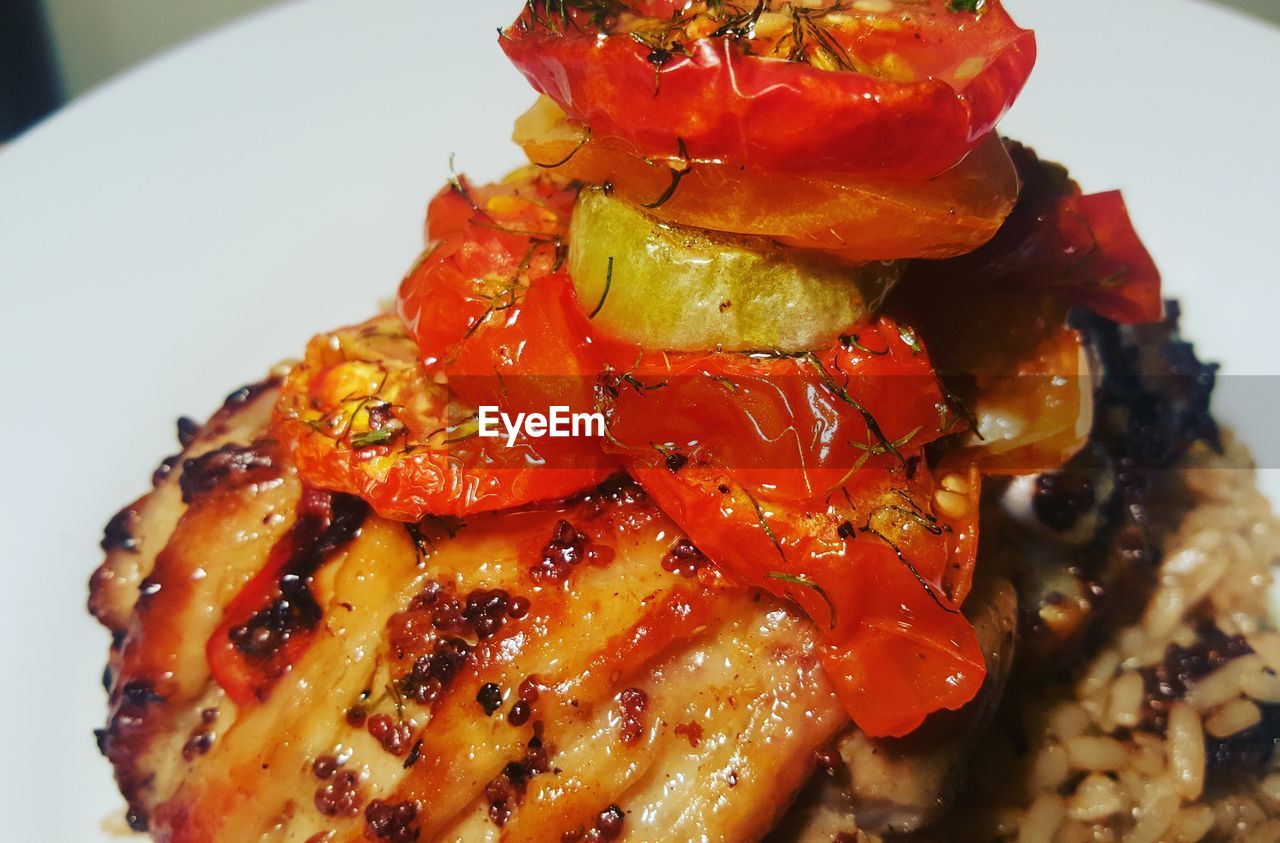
(91, 378), (855, 842)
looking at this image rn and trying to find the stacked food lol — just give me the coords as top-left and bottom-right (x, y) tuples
(90, 1), (1280, 840)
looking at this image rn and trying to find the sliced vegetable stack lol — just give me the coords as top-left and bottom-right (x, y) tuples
(268, 0), (1164, 739)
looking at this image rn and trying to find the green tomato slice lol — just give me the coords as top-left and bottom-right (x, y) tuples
(568, 187), (901, 353)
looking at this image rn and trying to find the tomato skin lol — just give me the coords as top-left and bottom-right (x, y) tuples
(905, 142), (1163, 324)
(272, 314), (614, 522)
(600, 317), (952, 500)
(282, 419), (612, 521)
(887, 144), (1160, 474)
(401, 172), (575, 370)
(400, 172), (606, 419)
(501, 1), (1036, 179)
(307, 171), (613, 518)
(891, 289), (1093, 475)
(631, 460), (984, 738)
(1068, 191), (1163, 323)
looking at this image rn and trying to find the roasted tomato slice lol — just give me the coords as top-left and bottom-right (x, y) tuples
(887, 144), (1160, 472)
(271, 314), (612, 521)
(599, 317), (955, 500)
(631, 440), (983, 738)
(516, 96), (1018, 263)
(501, 0), (1036, 179)
(597, 319), (986, 736)
(399, 169), (603, 416)
(402, 169), (575, 369)
(904, 142), (1163, 325)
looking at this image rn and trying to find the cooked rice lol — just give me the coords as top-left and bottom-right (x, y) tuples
(874, 434), (1280, 841)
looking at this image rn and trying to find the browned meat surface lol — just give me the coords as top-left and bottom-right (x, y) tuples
(768, 576), (1018, 841)
(91, 381), (848, 842)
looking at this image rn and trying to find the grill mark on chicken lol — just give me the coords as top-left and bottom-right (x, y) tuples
(383, 541), (724, 837)
(179, 442), (277, 503)
(102, 455), (298, 829)
(497, 599), (843, 842)
(101, 506), (140, 553)
(149, 515), (431, 840)
(215, 489), (370, 703)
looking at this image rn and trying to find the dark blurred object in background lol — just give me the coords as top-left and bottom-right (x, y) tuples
(1, 0), (63, 141)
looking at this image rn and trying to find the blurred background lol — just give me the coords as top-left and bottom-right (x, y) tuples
(2, 0), (1279, 141)
(3, 0), (290, 139)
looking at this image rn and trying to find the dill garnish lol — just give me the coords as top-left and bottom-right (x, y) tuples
(588, 256), (614, 319)
(462, 244), (540, 340)
(847, 425), (921, 478)
(710, 0), (766, 39)
(940, 382), (982, 439)
(350, 429), (394, 448)
(802, 352), (905, 468)
(536, 0), (629, 31)
(785, 6), (857, 72)
(448, 153), (492, 223)
(767, 571), (837, 629)
(743, 488), (786, 561)
(859, 517), (960, 614)
(533, 126), (592, 169)
(843, 334), (890, 356)
(403, 739), (423, 769)
(898, 324), (924, 354)
(404, 522), (433, 563)
(386, 681), (407, 721)
(642, 138), (692, 209)
(705, 373), (740, 393)
(619, 372), (668, 393)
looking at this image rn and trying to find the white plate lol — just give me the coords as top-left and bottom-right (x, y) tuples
(0, 1), (1276, 839)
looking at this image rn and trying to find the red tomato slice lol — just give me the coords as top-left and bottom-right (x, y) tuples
(631, 459), (984, 738)
(904, 142), (1163, 324)
(271, 314), (613, 521)
(401, 170), (576, 370)
(400, 171), (602, 411)
(599, 317), (955, 501)
(501, 0), (1036, 179)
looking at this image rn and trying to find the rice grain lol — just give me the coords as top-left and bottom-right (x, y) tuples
(1205, 698), (1263, 738)
(1014, 794), (1064, 843)
(1168, 702), (1206, 801)
(1065, 735), (1128, 772)
(1067, 773), (1126, 822)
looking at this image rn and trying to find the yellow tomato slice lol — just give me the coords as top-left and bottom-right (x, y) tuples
(515, 97), (1018, 264)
